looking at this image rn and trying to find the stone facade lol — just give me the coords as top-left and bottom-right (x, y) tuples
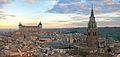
(86, 8), (98, 48)
(19, 22), (42, 35)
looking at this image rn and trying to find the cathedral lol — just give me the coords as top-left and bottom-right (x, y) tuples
(85, 8), (112, 57)
(86, 8), (98, 48)
(19, 22), (42, 35)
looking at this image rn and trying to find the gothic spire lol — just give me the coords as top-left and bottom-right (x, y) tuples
(90, 7), (94, 17)
(19, 22), (22, 26)
(86, 6), (98, 48)
(38, 21), (42, 25)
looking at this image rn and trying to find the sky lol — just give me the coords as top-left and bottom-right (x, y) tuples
(0, 0), (120, 29)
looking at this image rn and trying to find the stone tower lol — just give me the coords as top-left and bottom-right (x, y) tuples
(19, 22), (22, 32)
(86, 8), (98, 48)
(38, 21), (42, 35)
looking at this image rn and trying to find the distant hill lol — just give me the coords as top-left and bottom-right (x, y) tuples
(98, 27), (120, 40)
(44, 27), (120, 41)
(0, 27), (120, 41)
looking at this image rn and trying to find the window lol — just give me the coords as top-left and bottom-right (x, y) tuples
(88, 32), (90, 35)
(93, 32), (96, 36)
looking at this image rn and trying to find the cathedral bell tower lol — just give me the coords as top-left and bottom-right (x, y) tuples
(86, 8), (98, 48)
(38, 21), (42, 35)
(19, 22), (22, 32)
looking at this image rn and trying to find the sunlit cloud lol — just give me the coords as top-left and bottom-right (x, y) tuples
(48, 0), (120, 14)
(0, 0), (120, 28)
(0, 14), (15, 20)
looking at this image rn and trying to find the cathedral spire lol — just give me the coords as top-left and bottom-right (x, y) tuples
(38, 21), (42, 25)
(86, 6), (98, 48)
(19, 22), (22, 26)
(90, 6), (94, 17)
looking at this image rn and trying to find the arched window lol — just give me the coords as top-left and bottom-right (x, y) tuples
(88, 32), (90, 35)
(93, 32), (96, 36)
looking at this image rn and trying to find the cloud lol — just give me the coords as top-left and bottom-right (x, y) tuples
(71, 15), (120, 22)
(0, 0), (16, 19)
(114, 10), (120, 15)
(0, 0), (10, 4)
(96, 16), (120, 21)
(0, 14), (16, 19)
(56, 20), (71, 22)
(0, 9), (5, 13)
(48, 0), (120, 15)
(0, 0), (11, 8)
(97, 21), (120, 27)
(23, 0), (35, 4)
(66, 19), (120, 27)
(70, 21), (88, 27)
(70, 13), (120, 27)
(71, 15), (88, 21)
(48, 0), (87, 14)
(47, 0), (120, 27)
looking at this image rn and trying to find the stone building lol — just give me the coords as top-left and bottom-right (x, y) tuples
(19, 22), (42, 35)
(85, 8), (111, 57)
(86, 8), (98, 48)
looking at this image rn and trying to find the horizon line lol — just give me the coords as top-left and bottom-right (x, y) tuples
(0, 26), (120, 29)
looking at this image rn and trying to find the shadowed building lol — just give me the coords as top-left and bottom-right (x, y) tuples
(86, 8), (98, 48)
(19, 22), (42, 35)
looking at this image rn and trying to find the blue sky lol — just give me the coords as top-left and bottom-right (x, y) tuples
(0, 0), (120, 29)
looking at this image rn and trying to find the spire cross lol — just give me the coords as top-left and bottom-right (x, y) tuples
(90, 4), (94, 17)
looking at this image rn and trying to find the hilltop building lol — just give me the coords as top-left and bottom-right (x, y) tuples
(19, 22), (42, 35)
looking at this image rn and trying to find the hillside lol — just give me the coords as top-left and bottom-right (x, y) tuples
(44, 27), (120, 41)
